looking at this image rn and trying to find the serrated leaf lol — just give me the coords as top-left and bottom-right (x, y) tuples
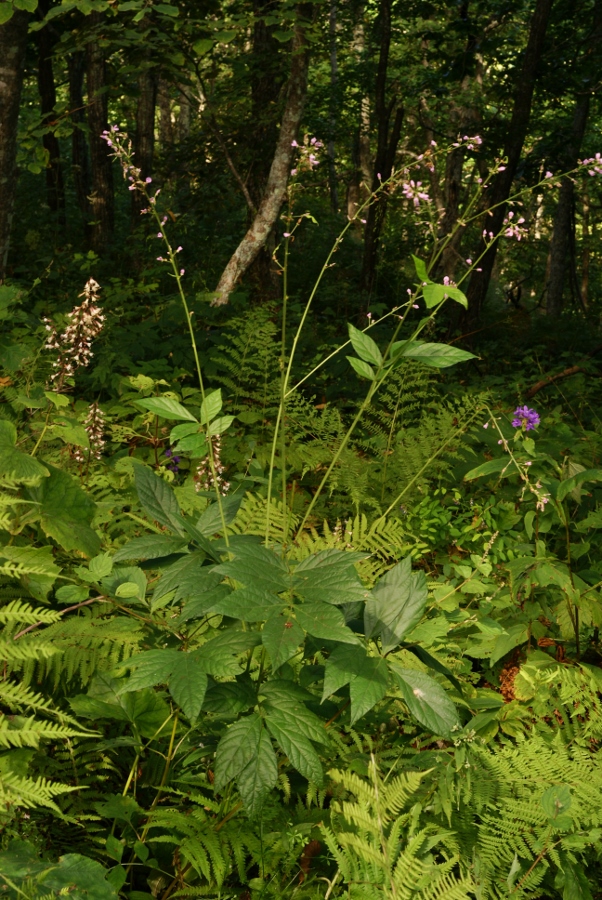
(136, 396), (197, 422)
(134, 465), (184, 533)
(347, 323), (382, 366)
(294, 601), (359, 644)
(259, 685), (328, 744)
(153, 553), (220, 603)
(121, 650), (178, 692)
(178, 584), (232, 622)
(236, 725), (278, 817)
(168, 655), (208, 723)
(214, 713), (262, 789)
(214, 550), (289, 593)
(541, 784), (572, 820)
(30, 465), (99, 557)
(203, 676), (256, 717)
(196, 493), (243, 535)
(196, 628), (262, 677)
(322, 645), (388, 724)
(364, 556), (427, 652)
(113, 535), (189, 562)
(390, 665), (459, 736)
(347, 356), (375, 380)
(262, 613), (304, 671)
(293, 552), (368, 605)
(0, 419), (48, 481)
(210, 586), (284, 621)
(265, 710), (323, 784)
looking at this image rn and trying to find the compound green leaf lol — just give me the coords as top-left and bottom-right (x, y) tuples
(400, 341), (476, 369)
(210, 586), (284, 622)
(200, 389), (222, 425)
(347, 356), (375, 380)
(31, 465), (100, 557)
(322, 645), (388, 724)
(196, 493), (243, 535)
(168, 654), (208, 723)
(236, 725), (278, 818)
(557, 468), (602, 502)
(464, 457), (519, 481)
(114, 534), (189, 562)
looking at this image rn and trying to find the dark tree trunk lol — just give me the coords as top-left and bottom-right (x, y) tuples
(465, 0), (554, 320)
(360, 0), (404, 298)
(0, 9), (28, 281)
(347, 6), (371, 223)
(157, 77), (173, 147)
(245, 0), (288, 299)
(68, 51), (91, 236)
(546, 95), (590, 316)
(36, 0), (65, 223)
(86, 12), (114, 253)
(213, 10), (312, 304)
(132, 60), (157, 222)
(327, 0), (339, 212)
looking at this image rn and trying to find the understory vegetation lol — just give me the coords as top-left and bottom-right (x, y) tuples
(2, 0), (602, 898)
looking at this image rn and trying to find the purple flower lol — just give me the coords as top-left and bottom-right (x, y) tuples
(512, 406), (540, 431)
(165, 447), (173, 458)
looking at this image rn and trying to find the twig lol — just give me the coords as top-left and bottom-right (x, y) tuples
(13, 595), (110, 641)
(525, 343), (602, 398)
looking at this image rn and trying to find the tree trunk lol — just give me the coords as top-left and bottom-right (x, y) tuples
(327, 0), (339, 212)
(0, 9), (28, 281)
(68, 51), (91, 237)
(581, 188), (590, 308)
(360, 0), (404, 298)
(347, 6), (371, 222)
(132, 60), (157, 222)
(157, 77), (173, 147)
(177, 88), (191, 141)
(464, 0), (554, 320)
(86, 12), (114, 253)
(546, 95), (590, 317)
(36, 0), (65, 223)
(213, 11), (311, 305)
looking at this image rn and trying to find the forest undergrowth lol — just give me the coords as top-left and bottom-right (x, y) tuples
(2, 131), (602, 900)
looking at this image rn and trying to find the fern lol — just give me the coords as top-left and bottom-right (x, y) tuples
(323, 756), (474, 899)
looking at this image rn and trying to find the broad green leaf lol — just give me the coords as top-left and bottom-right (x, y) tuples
(200, 389), (222, 425)
(236, 725), (278, 817)
(121, 649), (178, 692)
(153, 553), (220, 603)
(203, 676), (256, 717)
(196, 627), (262, 677)
(347, 356), (375, 380)
(193, 38), (214, 55)
(364, 556), (427, 652)
(208, 415), (235, 436)
(170, 422), (198, 442)
(294, 601), (359, 644)
(422, 283), (447, 308)
(113, 535), (189, 562)
(399, 341), (476, 369)
(293, 552), (368, 605)
(561, 858), (592, 900)
(464, 457), (519, 481)
(30, 465), (100, 557)
(541, 784), (572, 820)
(412, 255), (430, 283)
(196, 493), (243, 535)
(0, 545), (60, 578)
(103, 566), (147, 603)
(489, 624), (529, 665)
(134, 465), (184, 533)
(0, 419), (49, 481)
(173, 433), (207, 456)
(178, 584), (232, 622)
(135, 396), (197, 422)
(214, 29), (236, 42)
(215, 552), (290, 593)
(214, 713), (262, 789)
(445, 285), (468, 308)
(265, 710), (323, 784)
(390, 665), (459, 736)
(0, 4), (15, 24)
(259, 685), (328, 745)
(41, 853), (118, 900)
(322, 645), (389, 724)
(347, 323), (382, 366)
(210, 586), (284, 621)
(404, 645), (464, 694)
(168, 654), (208, 723)
(557, 468), (602, 502)
(262, 612), (304, 671)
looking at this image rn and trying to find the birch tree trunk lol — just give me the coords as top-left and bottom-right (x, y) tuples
(0, 9), (28, 281)
(212, 11), (311, 305)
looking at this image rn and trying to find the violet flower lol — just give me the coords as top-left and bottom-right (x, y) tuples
(512, 406), (540, 431)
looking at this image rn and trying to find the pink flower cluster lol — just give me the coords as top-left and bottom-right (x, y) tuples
(73, 401), (106, 463)
(290, 135), (324, 177)
(580, 153), (602, 176)
(503, 211), (527, 240)
(402, 180), (431, 207)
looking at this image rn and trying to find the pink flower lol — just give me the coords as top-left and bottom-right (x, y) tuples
(545, 171), (553, 178)
(283, 232), (291, 237)
(180, 268), (185, 276)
